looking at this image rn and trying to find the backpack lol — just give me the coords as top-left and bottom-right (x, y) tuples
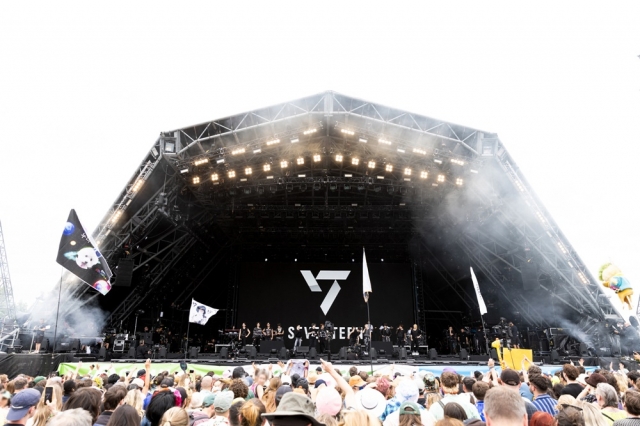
(189, 411), (210, 426)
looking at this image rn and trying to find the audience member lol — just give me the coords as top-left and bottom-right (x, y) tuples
(484, 386), (527, 426)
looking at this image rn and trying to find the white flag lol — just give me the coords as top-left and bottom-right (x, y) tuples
(470, 267), (488, 316)
(363, 248), (372, 302)
(189, 299), (218, 325)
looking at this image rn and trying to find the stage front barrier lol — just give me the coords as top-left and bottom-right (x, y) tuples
(502, 348), (533, 370)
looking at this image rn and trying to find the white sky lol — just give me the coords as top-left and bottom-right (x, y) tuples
(1, 2), (639, 312)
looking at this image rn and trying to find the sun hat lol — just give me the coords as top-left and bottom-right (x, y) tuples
(262, 392), (325, 426)
(315, 387), (342, 416)
(355, 388), (386, 418)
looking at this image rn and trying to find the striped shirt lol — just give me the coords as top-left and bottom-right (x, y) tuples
(532, 394), (558, 415)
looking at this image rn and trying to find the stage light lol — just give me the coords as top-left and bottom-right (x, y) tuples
(385, 164), (393, 172)
(368, 161), (376, 168)
(413, 148), (426, 155)
(357, 184), (365, 191)
(265, 258), (268, 262)
(297, 157), (304, 165)
(341, 129), (355, 136)
(381, 259), (384, 262)
(352, 158), (360, 166)
(303, 128), (317, 135)
(437, 174), (445, 182)
(456, 178), (463, 186)
(211, 173), (219, 181)
(193, 158), (209, 166)
(329, 183), (337, 191)
(243, 188), (251, 194)
(216, 158), (225, 164)
(110, 210), (122, 224)
(379, 138), (391, 145)
(578, 272), (589, 284)
(335, 154), (343, 162)
(434, 159), (443, 164)
(257, 186), (264, 194)
(397, 148), (405, 153)
(131, 179), (144, 192)
(280, 160), (288, 168)
(373, 186), (381, 192)
(536, 211), (546, 223)
(344, 173), (352, 177)
(245, 167), (252, 175)
(359, 138), (368, 143)
(515, 180), (525, 192)
(192, 176), (200, 184)
(270, 185), (277, 193)
(228, 170), (236, 178)
(180, 168), (189, 174)
(470, 169), (479, 174)
(266, 139), (280, 146)
(290, 137), (299, 143)
(263, 164), (271, 172)
(313, 182), (321, 191)
(344, 184), (351, 190)
(313, 154), (321, 162)
(253, 148), (262, 154)
(420, 171), (428, 179)
(404, 168), (411, 176)
(231, 148), (246, 155)
(451, 159), (465, 166)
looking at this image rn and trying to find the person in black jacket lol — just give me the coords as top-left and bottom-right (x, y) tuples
(135, 340), (150, 359)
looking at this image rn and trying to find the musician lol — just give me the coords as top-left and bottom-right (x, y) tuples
(409, 324), (422, 355)
(33, 319), (48, 354)
(474, 327), (486, 355)
(396, 324), (405, 346)
(318, 323), (327, 353)
(446, 326), (458, 355)
(263, 323), (273, 341)
(309, 323), (319, 349)
(459, 328), (469, 351)
(362, 323), (372, 348)
(239, 323), (251, 346)
(274, 324), (285, 341)
(509, 322), (520, 349)
(349, 327), (361, 348)
(293, 325), (304, 352)
(380, 323), (392, 342)
(253, 322), (263, 349)
(136, 340), (150, 359)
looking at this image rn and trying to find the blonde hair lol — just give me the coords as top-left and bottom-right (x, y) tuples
(614, 373), (628, 395)
(124, 388), (144, 418)
(159, 407), (189, 426)
(556, 394), (577, 411)
(317, 413), (339, 426)
(240, 399), (266, 426)
(426, 393), (443, 409)
(581, 402), (607, 426)
(339, 410), (380, 426)
(31, 385), (63, 426)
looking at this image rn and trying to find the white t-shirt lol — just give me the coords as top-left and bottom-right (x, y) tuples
(428, 393), (480, 420)
(383, 408), (436, 426)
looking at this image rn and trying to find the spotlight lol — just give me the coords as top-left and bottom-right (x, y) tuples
(300, 184), (307, 192)
(419, 171), (428, 179)
(229, 170), (236, 178)
(231, 148), (246, 155)
(264, 164), (271, 172)
(404, 168), (412, 176)
(456, 178), (463, 186)
(297, 157), (304, 165)
(357, 184), (365, 191)
(270, 185), (277, 193)
(329, 183), (337, 191)
(216, 158), (225, 164)
(385, 164), (393, 172)
(373, 186), (381, 192)
(352, 158), (360, 166)
(413, 148), (426, 155)
(245, 167), (252, 175)
(335, 154), (343, 162)
(451, 159), (465, 166)
(290, 137), (299, 143)
(359, 138), (368, 143)
(257, 186), (264, 194)
(211, 173), (219, 181)
(192, 176), (200, 184)
(193, 158), (209, 166)
(313, 154), (321, 162)
(437, 174), (445, 182)
(131, 179), (144, 192)
(378, 138), (391, 145)
(244, 188), (251, 194)
(313, 182), (321, 191)
(368, 161), (376, 168)
(266, 139), (280, 145)
(341, 129), (355, 136)
(344, 184), (351, 190)
(280, 160), (288, 168)
(180, 168), (189, 174)
(303, 128), (317, 135)
(434, 159), (443, 164)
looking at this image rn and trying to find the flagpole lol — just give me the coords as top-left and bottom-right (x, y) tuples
(52, 268), (64, 361)
(366, 299), (373, 375)
(185, 317), (190, 359)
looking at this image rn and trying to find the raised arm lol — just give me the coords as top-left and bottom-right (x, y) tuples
(320, 358), (355, 409)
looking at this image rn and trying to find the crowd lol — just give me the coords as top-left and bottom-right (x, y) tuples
(3, 357), (640, 426)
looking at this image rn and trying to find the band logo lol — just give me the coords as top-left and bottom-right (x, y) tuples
(300, 270), (351, 315)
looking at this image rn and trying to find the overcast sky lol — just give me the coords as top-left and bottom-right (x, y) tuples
(1, 2), (638, 314)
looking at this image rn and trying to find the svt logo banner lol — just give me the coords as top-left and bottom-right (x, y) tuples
(300, 270), (351, 314)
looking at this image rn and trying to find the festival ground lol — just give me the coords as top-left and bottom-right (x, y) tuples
(3, 352), (640, 380)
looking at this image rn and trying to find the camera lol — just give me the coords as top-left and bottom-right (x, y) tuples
(325, 321), (334, 334)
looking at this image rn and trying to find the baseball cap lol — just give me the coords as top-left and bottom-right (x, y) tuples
(500, 369), (520, 387)
(355, 388), (386, 418)
(348, 376), (366, 389)
(7, 389), (40, 422)
(262, 393), (325, 426)
(33, 376), (45, 384)
(137, 369), (146, 378)
(315, 387), (342, 416)
(276, 385), (293, 405)
(399, 401), (421, 415)
(214, 390), (234, 412)
(131, 378), (144, 389)
(190, 392), (204, 409)
(202, 392), (216, 408)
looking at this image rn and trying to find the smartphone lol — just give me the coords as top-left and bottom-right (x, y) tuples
(45, 386), (53, 404)
(190, 369), (194, 373)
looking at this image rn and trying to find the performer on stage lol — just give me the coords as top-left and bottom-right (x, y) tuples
(253, 322), (263, 349)
(446, 326), (458, 355)
(309, 323), (318, 349)
(409, 324), (422, 355)
(293, 325), (304, 352)
(318, 323), (327, 353)
(380, 323), (392, 342)
(274, 324), (285, 341)
(363, 323), (372, 348)
(263, 323), (273, 341)
(239, 323), (251, 347)
(396, 324), (405, 347)
(474, 327), (486, 355)
(459, 328), (469, 351)
(136, 339), (151, 359)
(33, 319), (48, 354)
(349, 327), (361, 350)
(509, 322), (520, 349)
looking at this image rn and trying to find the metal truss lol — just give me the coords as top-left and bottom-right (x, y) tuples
(0, 222), (16, 321)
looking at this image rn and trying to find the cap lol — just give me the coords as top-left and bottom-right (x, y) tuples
(349, 376), (366, 389)
(315, 387), (342, 416)
(131, 378), (144, 389)
(355, 388), (386, 418)
(190, 392), (204, 409)
(33, 376), (45, 384)
(214, 390), (234, 412)
(137, 369), (146, 378)
(500, 369), (520, 387)
(376, 377), (390, 396)
(262, 392), (325, 426)
(232, 367), (246, 379)
(280, 375), (292, 386)
(7, 389), (40, 422)
(1, 391), (11, 400)
(399, 401), (422, 415)
(395, 380), (419, 403)
(276, 385), (293, 404)
(586, 373), (607, 388)
(202, 392), (216, 408)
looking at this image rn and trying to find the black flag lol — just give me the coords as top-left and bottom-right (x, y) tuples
(56, 209), (113, 295)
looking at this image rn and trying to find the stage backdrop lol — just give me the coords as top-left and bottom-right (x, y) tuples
(236, 262), (413, 348)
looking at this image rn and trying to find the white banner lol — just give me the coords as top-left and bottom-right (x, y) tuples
(470, 267), (487, 316)
(189, 299), (218, 325)
(363, 248), (372, 302)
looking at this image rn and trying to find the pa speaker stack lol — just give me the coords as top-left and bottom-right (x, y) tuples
(429, 348), (438, 360)
(460, 349), (469, 360)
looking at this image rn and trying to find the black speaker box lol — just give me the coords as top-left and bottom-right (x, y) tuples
(114, 258), (134, 287)
(460, 349), (469, 360)
(309, 347), (318, 360)
(429, 348), (438, 360)
(339, 347), (347, 360)
(278, 347), (288, 360)
(521, 261), (539, 290)
(220, 347), (229, 358)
